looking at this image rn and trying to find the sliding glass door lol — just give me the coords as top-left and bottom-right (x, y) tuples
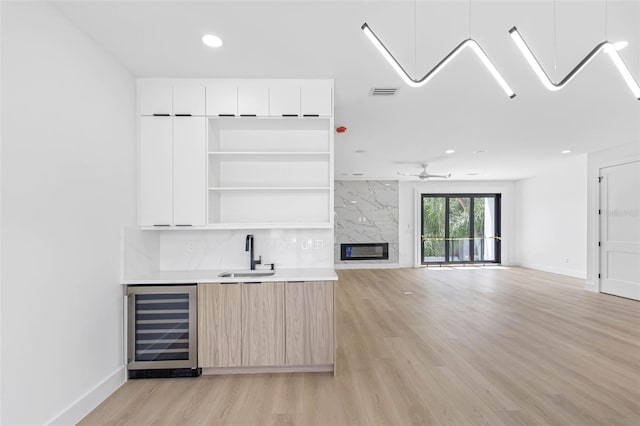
(421, 194), (501, 265)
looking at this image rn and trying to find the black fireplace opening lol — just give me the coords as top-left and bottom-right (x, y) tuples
(341, 243), (389, 260)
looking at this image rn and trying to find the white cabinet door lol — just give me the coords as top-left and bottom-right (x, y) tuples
(173, 117), (206, 226)
(140, 117), (173, 226)
(301, 81), (332, 117)
(206, 83), (237, 116)
(269, 86), (300, 116)
(173, 86), (205, 116)
(238, 86), (269, 116)
(139, 84), (172, 116)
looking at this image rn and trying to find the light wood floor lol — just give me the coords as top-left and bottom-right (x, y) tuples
(81, 267), (640, 425)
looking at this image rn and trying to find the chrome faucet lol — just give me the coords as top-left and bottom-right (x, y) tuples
(245, 234), (262, 270)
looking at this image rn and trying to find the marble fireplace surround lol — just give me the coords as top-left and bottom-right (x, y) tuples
(334, 180), (399, 265)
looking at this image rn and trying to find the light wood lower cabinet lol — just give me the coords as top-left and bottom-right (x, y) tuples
(198, 280), (334, 373)
(241, 281), (285, 366)
(198, 283), (242, 367)
(285, 281), (334, 365)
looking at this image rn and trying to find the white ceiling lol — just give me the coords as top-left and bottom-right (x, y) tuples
(53, 0), (640, 181)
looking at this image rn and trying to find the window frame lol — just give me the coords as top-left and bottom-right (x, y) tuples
(420, 193), (501, 265)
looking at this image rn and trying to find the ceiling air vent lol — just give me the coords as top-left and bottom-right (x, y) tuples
(369, 87), (399, 96)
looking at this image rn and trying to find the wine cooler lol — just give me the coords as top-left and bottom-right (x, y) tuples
(127, 285), (200, 378)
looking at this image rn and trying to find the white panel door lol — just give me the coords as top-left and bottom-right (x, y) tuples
(301, 81), (332, 117)
(206, 83), (237, 116)
(173, 117), (206, 226)
(139, 117), (173, 226)
(600, 160), (640, 300)
(173, 85), (205, 116)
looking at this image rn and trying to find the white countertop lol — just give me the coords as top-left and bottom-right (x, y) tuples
(123, 267), (338, 285)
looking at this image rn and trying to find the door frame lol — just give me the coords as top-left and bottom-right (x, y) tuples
(597, 158), (640, 296)
(419, 193), (502, 266)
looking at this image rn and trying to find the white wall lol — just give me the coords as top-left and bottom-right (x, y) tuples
(398, 180), (516, 267)
(0, 2), (3, 421)
(1, 2), (136, 424)
(586, 142), (640, 291)
(514, 155), (587, 279)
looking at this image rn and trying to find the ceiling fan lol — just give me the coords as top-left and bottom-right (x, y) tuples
(397, 163), (451, 180)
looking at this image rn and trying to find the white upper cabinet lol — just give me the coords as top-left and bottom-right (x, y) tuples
(173, 85), (205, 116)
(301, 81), (332, 117)
(139, 83), (205, 116)
(238, 86), (269, 116)
(138, 78), (333, 230)
(206, 83), (238, 116)
(139, 83), (172, 116)
(173, 117), (206, 227)
(140, 79), (332, 118)
(139, 117), (173, 226)
(269, 86), (301, 117)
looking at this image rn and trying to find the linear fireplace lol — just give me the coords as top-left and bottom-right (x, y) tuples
(340, 243), (389, 260)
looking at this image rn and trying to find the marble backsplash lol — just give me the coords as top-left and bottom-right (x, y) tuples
(122, 227), (160, 279)
(158, 228), (333, 271)
(335, 180), (399, 264)
(122, 226), (333, 280)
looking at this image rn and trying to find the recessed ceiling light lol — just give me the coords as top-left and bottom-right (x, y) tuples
(355, 150), (366, 154)
(561, 150), (572, 154)
(202, 34), (223, 48)
(349, 200), (358, 204)
(352, 173), (363, 176)
(467, 172), (479, 176)
(474, 150), (486, 154)
(445, 149), (455, 154)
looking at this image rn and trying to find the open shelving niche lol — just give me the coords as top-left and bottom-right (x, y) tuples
(206, 117), (334, 229)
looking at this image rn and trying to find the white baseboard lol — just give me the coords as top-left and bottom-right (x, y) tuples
(48, 366), (126, 425)
(516, 262), (587, 280)
(334, 263), (404, 270)
(584, 280), (599, 292)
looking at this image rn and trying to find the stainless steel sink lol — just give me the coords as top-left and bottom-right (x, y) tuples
(218, 271), (276, 278)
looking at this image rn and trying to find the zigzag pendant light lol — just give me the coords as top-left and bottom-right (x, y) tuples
(509, 27), (640, 100)
(361, 23), (516, 98)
